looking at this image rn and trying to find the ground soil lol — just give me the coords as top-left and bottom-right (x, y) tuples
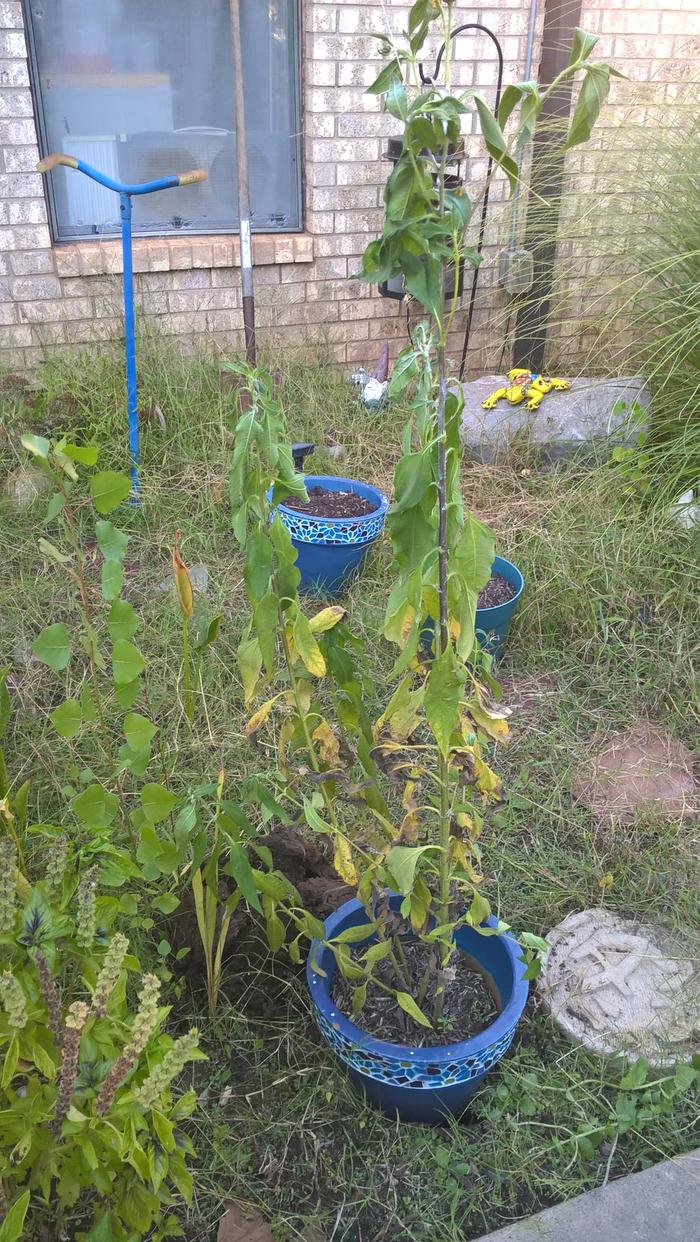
(571, 723), (698, 826)
(478, 570), (517, 609)
(331, 939), (499, 1047)
(283, 485), (376, 518)
(170, 827), (354, 1018)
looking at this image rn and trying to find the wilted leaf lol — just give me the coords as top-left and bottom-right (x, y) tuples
(172, 538), (194, 618)
(217, 1201), (274, 1242)
(244, 698), (278, 737)
(308, 606), (346, 635)
(333, 834), (357, 886)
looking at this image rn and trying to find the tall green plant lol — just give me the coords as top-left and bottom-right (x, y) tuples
(302, 8), (616, 1028)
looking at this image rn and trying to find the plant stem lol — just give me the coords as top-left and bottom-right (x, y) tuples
(280, 625), (338, 829)
(182, 615), (192, 723)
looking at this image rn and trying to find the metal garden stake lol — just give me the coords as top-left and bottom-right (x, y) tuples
(36, 153), (208, 498)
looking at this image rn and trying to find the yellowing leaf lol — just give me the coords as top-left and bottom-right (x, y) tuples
(333, 834), (357, 886)
(172, 537), (194, 618)
(292, 611), (325, 677)
(308, 605), (346, 634)
(277, 717), (295, 772)
(312, 719), (341, 767)
(244, 697), (279, 737)
(396, 991), (432, 1028)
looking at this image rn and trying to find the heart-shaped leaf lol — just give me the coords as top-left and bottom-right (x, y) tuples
(90, 471), (131, 514)
(32, 623), (71, 671)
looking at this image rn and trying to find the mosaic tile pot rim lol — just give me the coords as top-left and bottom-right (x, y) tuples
(477, 555), (525, 615)
(306, 897), (529, 1067)
(274, 475), (390, 528)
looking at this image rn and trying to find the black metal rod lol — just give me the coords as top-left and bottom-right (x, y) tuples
(418, 24), (505, 382)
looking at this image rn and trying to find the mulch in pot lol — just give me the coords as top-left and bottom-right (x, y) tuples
(478, 571), (517, 609)
(331, 939), (499, 1047)
(283, 485), (376, 518)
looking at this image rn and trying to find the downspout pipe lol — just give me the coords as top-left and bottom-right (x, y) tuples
(512, 0), (584, 372)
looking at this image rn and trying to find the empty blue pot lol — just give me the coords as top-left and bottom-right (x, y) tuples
(272, 475), (389, 596)
(476, 555), (524, 661)
(307, 895), (529, 1123)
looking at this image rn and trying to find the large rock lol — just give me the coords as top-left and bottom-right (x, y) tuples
(539, 908), (700, 1067)
(458, 374), (650, 461)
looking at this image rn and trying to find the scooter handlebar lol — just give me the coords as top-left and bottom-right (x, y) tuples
(36, 153), (78, 173)
(177, 169), (208, 186)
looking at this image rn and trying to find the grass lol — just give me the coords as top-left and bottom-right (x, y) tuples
(1, 343), (699, 1241)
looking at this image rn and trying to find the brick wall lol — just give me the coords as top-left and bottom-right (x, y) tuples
(0, 0), (697, 376)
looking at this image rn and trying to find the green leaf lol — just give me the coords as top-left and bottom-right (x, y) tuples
(101, 560), (124, 602)
(111, 639), (145, 684)
(467, 891), (491, 926)
(21, 433), (50, 459)
(674, 1063), (697, 1091)
(114, 677), (140, 710)
(194, 613), (222, 650)
(396, 991), (432, 1028)
(45, 491), (66, 523)
(32, 622), (71, 671)
(50, 698), (82, 739)
(90, 470), (131, 514)
(386, 80), (408, 121)
(141, 783), (178, 825)
(0, 667), (10, 739)
(224, 841), (262, 914)
(386, 844), (436, 895)
(237, 634), (262, 706)
(367, 59), (402, 96)
(392, 447), (433, 513)
(424, 647), (462, 758)
(401, 252), (442, 320)
(568, 27), (598, 65)
(72, 782), (118, 829)
(243, 528), (273, 602)
(452, 515), (494, 590)
(473, 95), (519, 192)
(96, 519), (129, 561)
(387, 347), (419, 398)
(0, 1190), (30, 1242)
(124, 712), (156, 752)
(566, 64), (613, 150)
(107, 598), (139, 642)
(152, 893), (180, 915)
(62, 442), (99, 465)
(303, 797), (333, 834)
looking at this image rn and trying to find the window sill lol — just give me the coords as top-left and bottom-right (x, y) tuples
(53, 232), (314, 278)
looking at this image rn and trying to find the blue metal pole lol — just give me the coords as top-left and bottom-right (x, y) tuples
(119, 191), (139, 497)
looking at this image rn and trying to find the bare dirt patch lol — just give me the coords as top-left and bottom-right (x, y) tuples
(572, 724), (697, 826)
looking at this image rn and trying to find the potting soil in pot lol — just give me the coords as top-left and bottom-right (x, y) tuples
(331, 940), (499, 1047)
(478, 571), (517, 609)
(283, 485), (376, 518)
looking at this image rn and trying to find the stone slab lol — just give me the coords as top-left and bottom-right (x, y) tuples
(474, 1148), (700, 1242)
(539, 908), (700, 1067)
(458, 374), (650, 461)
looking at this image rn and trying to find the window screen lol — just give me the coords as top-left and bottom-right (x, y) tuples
(26, 0), (302, 238)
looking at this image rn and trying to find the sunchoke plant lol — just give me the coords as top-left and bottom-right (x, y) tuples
(301, 10), (617, 1031)
(0, 839), (202, 1241)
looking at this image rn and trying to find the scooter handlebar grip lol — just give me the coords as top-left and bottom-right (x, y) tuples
(36, 153), (79, 173)
(177, 168), (208, 186)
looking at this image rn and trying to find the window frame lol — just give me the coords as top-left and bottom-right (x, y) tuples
(22, 0), (304, 243)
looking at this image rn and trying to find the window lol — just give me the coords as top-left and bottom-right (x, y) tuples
(25, 0), (302, 239)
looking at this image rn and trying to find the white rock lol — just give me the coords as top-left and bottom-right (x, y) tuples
(3, 464), (52, 509)
(539, 908), (700, 1067)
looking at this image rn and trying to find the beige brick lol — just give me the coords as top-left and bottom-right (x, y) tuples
(0, 171), (42, 197)
(0, 3), (23, 29)
(206, 308), (242, 332)
(311, 184), (378, 211)
(18, 296), (88, 322)
(8, 248), (54, 275)
(337, 60), (382, 87)
(0, 87), (31, 117)
(311, 137), (379, 162)
(0, 222), (49, 249)
(54, 246), (81, 277)
(148, 243), (171, 272)
(311, 256), (348, 280)
(0, 323), (30, 345)
(310, 7), (337, 32)
(171, 268), (211, 289)
(336, 112), (399, 138)
(307, 161), (337, 187)
(293, 234), (315, 262)
(251, 237), (276, 265)
(315, 233), (367, 258)
(212, 238), (235, 266)
(169, 243), (193, 270)
(272, 301), (340, 326)
(65, 319), (121, 344)
(0, 29), (24, 56)
(8, 198), (46, 224)
(0, 59), (29, 86)
(326, 318), (370, 343)
(336, 160), (385, 186)
(10, 274), (61, 301)
(660, 11), (700, 33)
(307, 113), (335, 137)
(306, 61), (336, 86)
(190, 241), (213, 268)
(0, 300), (16, 323)
(0, 117), (36, 144)
(31, 321), (66, 345)
(313, 34), (378, 61)
(307, 210), (335, 233)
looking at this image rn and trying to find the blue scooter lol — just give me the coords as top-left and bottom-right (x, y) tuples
(37, 153), (208, 498)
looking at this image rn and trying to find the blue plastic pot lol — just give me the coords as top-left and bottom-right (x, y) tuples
(476, 555), (524, 661)
(307, 896), (529, 1123)
(272, 475), (389, 596)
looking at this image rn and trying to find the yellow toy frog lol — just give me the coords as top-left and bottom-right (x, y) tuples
(482, 368), (571, 412)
